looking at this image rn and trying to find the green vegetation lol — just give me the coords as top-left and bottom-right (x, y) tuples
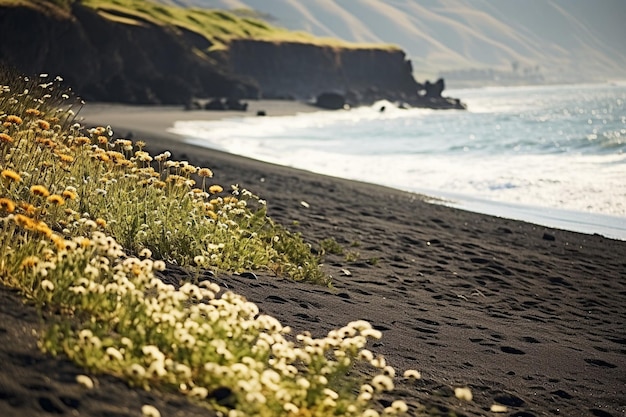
(0, 72), (420, 416)
(0, 0), (399, 52)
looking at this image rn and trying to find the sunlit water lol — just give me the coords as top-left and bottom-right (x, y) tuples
(170, 83), (626, 239)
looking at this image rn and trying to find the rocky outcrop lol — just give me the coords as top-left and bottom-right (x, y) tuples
(228, 39), (464, 109)
(0, 4), (256, 104)
(0, 4), (464, 109)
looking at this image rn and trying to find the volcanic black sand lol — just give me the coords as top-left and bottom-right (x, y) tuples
(1, 102), (625, 417)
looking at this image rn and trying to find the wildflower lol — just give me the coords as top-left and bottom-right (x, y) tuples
(129, 364), (146, 378)
(41, 279), (55, 291)
(5, 115), (23, 125)
(62, 189), (77, 200)
(454, 387), (473, 401)
(154, 151), (171, 162)
(0, 133), (13, 143)
(141, 404), (161, 417)
(403, 369), (421, 379)
(46, 194), (65, 206)
(188, 387), (208, 399)
(97, 135), (108, 145)
(490, 404), (508, 413)
(1, 169), (21, 182)
(25, 108), (41, 117)
(139, 248), (152, 258)
(37, 119), (50, 130)
(209, 185), (223, 194)
(75, 375), (94, 389)
(390, 400), (408, 413)
(14, 214), (35, 229)
(57, 153), (74, 163)
(95, 218), (107, 228)
(20, 202), (36, 215)
(283, 403), (299, 413)
(21, 256), (40, 268)
(75, 136), (90, 145)
(0, 198), (15, 213)
(371, 374), (394, 392)
(105, 347), (124, 361)
(198, 168), (213, 177)
(30, 185), (50, 198)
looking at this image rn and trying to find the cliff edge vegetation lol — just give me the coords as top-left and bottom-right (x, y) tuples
(0, 0), (461, 108)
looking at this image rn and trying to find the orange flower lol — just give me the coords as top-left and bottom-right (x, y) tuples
(46, 194), (65, 206)
(0, 133), (13, 143)
(37, 119), (50, 130)
(25, 108), (41, 117)
(95, 218), (107, 228)
(0, 197), (16, 213)
(30, 185), (50, 197)
(5, 115), (23, 125)
(1, 169), (21, 182)
(14, 214), (35, 228)
(20, 202), (36, 215)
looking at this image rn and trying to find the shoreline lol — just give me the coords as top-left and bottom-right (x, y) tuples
(80, 101), (626, 241)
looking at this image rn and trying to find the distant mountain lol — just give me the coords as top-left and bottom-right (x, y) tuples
(154, 0), (626, 86)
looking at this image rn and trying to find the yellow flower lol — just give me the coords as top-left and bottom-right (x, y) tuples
(0, 133), (13, 143)
(95, 218), (107, 228)
(30, 185), (50, 198)
(46, 194), (65, 206)
(209, 185), (223, 194)
(0, 197), (16, 213)
(1, 169), (21, 182)
(75, 136), (91, 145)
(34, 221), (53, 238)
(62, 189), (77, 200)
(198, 167), (213, 177)
(21, 256), (40, 268)
(57, 153), (74, 163)
(5, 115), (23, 125)
(25, 108), (41, 117)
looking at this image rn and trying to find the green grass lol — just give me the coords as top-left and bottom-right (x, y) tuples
(0, 71), (420, 416)
(0, 0), (400, 52)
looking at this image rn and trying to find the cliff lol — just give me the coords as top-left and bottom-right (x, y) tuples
(0, 2), (463, 109)
(0, 3), (255, 104)
(230, 40), (424, 105)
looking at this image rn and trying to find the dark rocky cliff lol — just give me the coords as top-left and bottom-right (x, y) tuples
(0, 3), (255, 104)
(0, 3), (463, 109)
(229, 40), (420, 104)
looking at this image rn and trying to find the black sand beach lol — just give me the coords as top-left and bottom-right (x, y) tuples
(2, 102), (625, 417)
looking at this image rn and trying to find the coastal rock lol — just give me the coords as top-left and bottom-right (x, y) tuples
(314, 92), (346, 110)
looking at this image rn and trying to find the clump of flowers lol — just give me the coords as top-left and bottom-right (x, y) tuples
(0, 72), (421, 416)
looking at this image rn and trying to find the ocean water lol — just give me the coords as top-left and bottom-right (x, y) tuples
(170, 83), (626, 240)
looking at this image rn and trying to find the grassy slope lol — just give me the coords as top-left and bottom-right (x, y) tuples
(0, 0), (399, 51)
